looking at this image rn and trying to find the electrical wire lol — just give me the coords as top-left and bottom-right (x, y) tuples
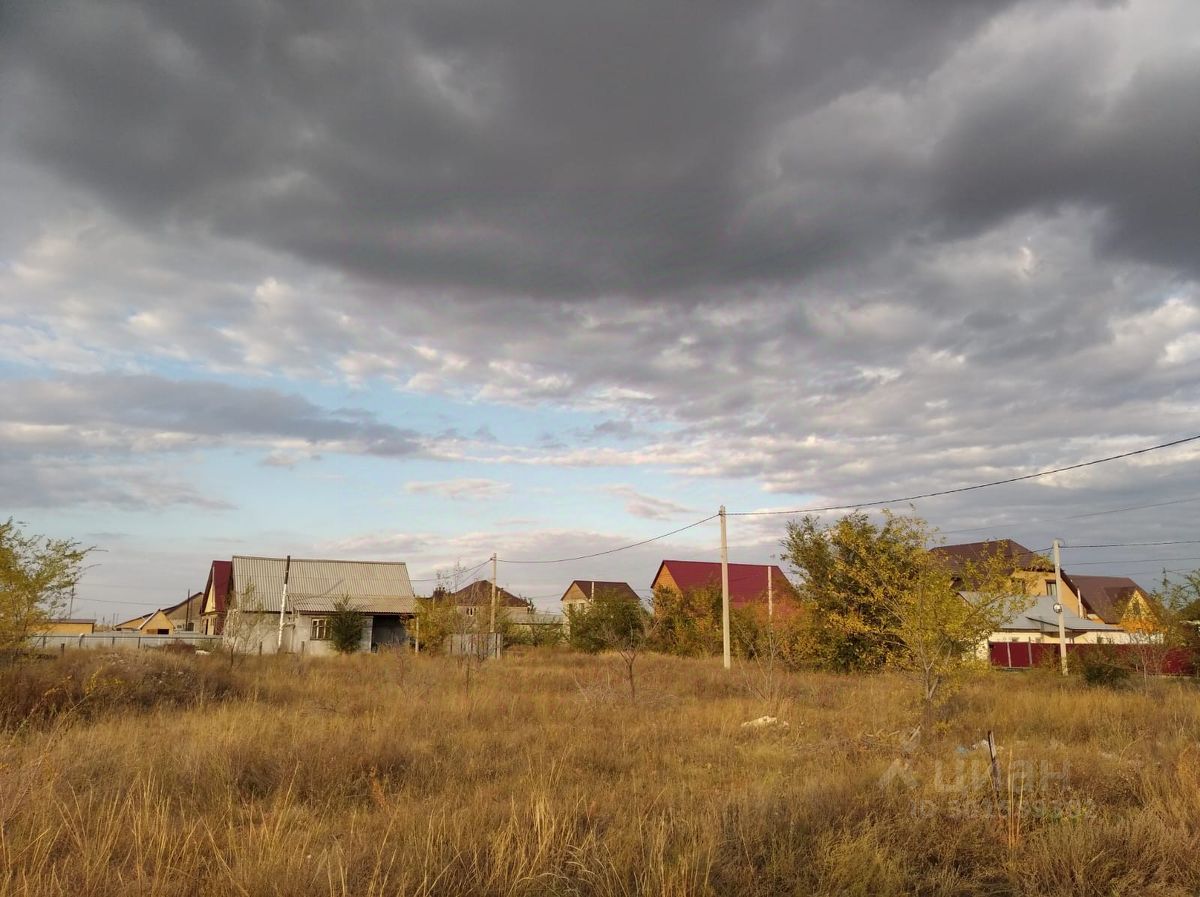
(1064, 540), (1200, 549)
(500, 514), (719, 565)
(726, 434), (1200, 517)
(1064, 556), (1200, 567)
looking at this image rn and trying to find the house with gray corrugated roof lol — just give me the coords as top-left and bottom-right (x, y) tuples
(225, 555), (416, 654)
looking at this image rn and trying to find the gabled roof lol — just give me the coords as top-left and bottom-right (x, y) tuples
(560, 580), (640, 603)
(653, 560), (796, 608)
(231, 556), (416, 614)
(1063, 574), (1146, 625)
(163, 591), (204, 621)
(449, 580), (528, 608)
(931, 540), (1053, 574)
(136, 609), (174, 632)
(115, 613), (149, 630)
(970, 594), (1121, 634)
(204, 560), (233, 616)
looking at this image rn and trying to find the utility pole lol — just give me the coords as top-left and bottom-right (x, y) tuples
(767, 565), (774, 620)
(490, 553), (498, 633)
(276, 554), (291, 653)
(720, 506), (731, 670)
(1053, 539), (1068, 677)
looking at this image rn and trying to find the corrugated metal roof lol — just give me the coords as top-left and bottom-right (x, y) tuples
(932, 541), (1053, 573)
(964, 594), (1122, 633)
(231, 556), (416, 615)
(560, 580), (640, 603)
(449, 580), (528, 608)
(655, 560), (797, 607)
(1063, 574), (1145, 624)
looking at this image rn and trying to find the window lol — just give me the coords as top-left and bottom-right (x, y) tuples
(1045, 580), (1057, 597)
(311, 618), (330, 640)
(464, 606), (476, 617)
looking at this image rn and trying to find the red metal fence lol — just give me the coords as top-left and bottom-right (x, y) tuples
(989, 641), (1195, 675)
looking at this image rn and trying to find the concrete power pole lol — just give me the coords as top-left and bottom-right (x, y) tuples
(720, 506), (731, 670)
(767, 565), (774, 620)
(276, 554), (291, 653)
(490, 553), (498, 633)
(1053, 539), (1068, 677)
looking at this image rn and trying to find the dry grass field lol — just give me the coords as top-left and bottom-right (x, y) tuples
(2, 648), (1199, 896)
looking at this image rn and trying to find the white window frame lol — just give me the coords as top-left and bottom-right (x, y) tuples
(311, 617), (330, 640)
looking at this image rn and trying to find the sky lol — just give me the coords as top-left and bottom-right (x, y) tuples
(2, 0), (1199, 621)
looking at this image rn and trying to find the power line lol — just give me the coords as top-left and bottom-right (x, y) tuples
(1066, 556), (1200, 567)
(1066, 495), (1200, 519)
(727, 434), (1200, 518)
(500, 514), (720, 565)
(1065, 540), (1200, 549)
(408, 557), (492, 583)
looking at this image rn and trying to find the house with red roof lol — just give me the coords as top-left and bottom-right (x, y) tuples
(650, 559), (797, 615)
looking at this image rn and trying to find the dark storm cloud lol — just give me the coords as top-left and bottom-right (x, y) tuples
(931, 48), (1200, 276)
(1, 0), (1061, 297)
(1, 0), (1199, 574)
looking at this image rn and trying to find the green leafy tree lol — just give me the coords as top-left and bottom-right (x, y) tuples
(0, 519), (91, 655)
(649, 582), (723, 656)
(327, 597), (364, 654)
(413, 595), (459, 653)
(782, 511), (913, 671)
(784, 511), (1027, 715)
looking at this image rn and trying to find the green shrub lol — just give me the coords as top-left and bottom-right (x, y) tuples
(1077, 646), (1132, 688)
(328, 597), (365, 654)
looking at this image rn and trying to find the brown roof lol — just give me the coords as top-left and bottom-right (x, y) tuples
(931, 540), (1052, 575)
(449, 580), (529, 608)
(560, 580), (640, 603)
(1064, 574), (1145, 624)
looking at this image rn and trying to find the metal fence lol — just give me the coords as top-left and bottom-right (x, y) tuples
(31, 632), (224, 652)
(445, 632), (502, 659)
(988, 640), (1195, 675)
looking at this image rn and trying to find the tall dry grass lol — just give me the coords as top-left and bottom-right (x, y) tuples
(1, 649), (1198, 896)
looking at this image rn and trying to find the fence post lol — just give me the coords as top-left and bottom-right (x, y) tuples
(60, 643), (65, 657)
(1005, 641), (1012, 669)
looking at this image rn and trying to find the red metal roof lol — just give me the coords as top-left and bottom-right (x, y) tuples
(204, 560), (233, 629)
(654, 560), (796, 608)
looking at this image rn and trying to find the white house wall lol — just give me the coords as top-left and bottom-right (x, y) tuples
(222, 611), (375, 654)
